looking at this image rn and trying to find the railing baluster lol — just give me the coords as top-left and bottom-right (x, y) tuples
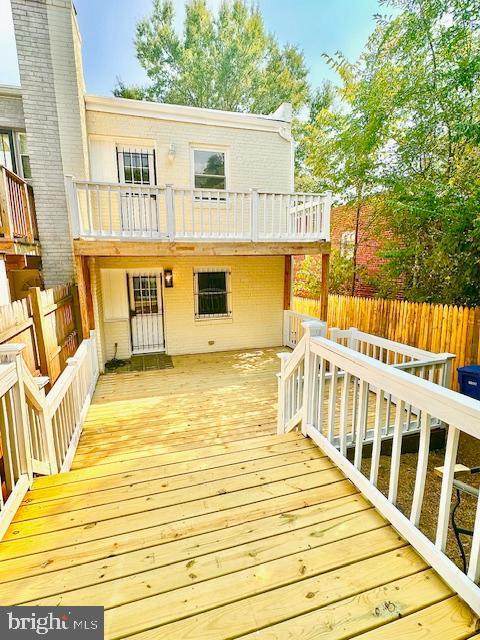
(388, 399), (406, 503)
(369, 387), (384, 486)
(436, 424), (460, 551)
(410, 410), (432, 526)
(354, 380), (368, 469)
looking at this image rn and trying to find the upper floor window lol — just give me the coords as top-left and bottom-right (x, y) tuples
(340, 230), (355, 259)
(117, 147), (156, 185)
(193, 149), (226, 190)
(0, 130), (15, 173)
(18, 132), (31, 179)
(0, 130), (31, 179)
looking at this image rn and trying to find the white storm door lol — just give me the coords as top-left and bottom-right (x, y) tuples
(128, 273), (165, 353)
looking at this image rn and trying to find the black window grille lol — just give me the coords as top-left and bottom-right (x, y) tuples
(194, 270), (231, 318)
(117, 147), (156, 185)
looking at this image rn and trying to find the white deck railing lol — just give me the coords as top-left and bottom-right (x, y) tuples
(277, 328), (480, 615)
(0, 332), (99, 537)
(66, 177), (331, 243)
(283, 310), (327, 348)
(279, 322), (455, 439)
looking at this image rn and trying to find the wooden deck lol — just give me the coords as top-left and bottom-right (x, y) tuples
(0, 348), (477, 639)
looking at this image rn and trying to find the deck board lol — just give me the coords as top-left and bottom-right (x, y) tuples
(0, 347), (477, 638)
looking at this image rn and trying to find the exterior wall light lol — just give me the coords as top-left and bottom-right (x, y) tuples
(164, 269), (174, 288)
(167, 143), (176, 161)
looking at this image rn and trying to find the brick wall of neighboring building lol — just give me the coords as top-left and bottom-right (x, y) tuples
(294, 201), (394, 298)
(331, 201), (390, 297)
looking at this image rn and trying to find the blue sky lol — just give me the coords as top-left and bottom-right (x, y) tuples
(1, 0), (393, 95)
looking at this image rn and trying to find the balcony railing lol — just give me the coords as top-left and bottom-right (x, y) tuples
(66, 177), (331, 243)
(0, 165), (38, 243)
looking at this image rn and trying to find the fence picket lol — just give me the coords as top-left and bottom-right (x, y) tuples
(294, 295), (480, 389)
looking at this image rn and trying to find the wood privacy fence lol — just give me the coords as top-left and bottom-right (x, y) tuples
(293, 294), (480, 389)
(0, 284), (80, 388)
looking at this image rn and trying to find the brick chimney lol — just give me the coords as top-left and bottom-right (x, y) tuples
(11, 0), (89, 285)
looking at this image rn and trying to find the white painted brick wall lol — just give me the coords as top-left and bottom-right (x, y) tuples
(11, 0), (88, 286)
(87, 111), (292, 192)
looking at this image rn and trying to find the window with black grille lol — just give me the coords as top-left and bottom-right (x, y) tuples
(117, 147), (156, 185)
(194, 268), (232, 319)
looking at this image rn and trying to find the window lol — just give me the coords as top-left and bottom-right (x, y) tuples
(131, 276), (159, 315)
(117, 147), (156, 185)
(17, 132), (31, 179)
(193, 149), (226, 190)
(340, 231), (355, 259)
(0, 130), (15, 173)
(194, 268), (231, 319)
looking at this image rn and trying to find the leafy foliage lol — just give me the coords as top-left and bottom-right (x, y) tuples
(115, 0), (309, 114)
(293, 251), (356, 298)
(301, 0), (480, 305)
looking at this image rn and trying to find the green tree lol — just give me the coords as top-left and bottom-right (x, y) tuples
(115, 0), (309, 114)
(302, 0), (480, 305)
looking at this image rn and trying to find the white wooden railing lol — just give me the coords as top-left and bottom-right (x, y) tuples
(0, 332), (99, 537)
(279, 322), (455, 438)
(66, 177), (331, 242)
(283, 310), (326, 348)
(277, 330), (480, 614)
(329, 327), (455, 387)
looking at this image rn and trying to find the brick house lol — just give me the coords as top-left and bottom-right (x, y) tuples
(295, 200), (394, 298)
(0, 0), (331, 368)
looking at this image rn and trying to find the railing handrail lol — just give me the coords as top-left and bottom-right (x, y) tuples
(0, 332), (99, 537)
(329, 326), (451, 362)
(277, 332), (480, 614)
(71, 178), (332, 200)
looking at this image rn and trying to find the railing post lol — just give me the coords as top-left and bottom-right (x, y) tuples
(301, 320), (326, 436)
(65, 175), (81, 238)
(0, 167), (13, 240)
(29, 286), (51, 382)
(34, 377), (58, 474)
(283, 311), (291, 347)
(250, 189), (259, 241)
(165, 184), (176, 240)
(323, 190), (332, 241)
(438, 353), (455, 389)
(0, 345), (34, 485)
(20, 181), (34, 244)
(347, 327), (358, 351)
(276, 352), (291, 434)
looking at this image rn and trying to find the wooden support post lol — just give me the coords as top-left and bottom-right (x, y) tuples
(29, 286), (51, 382)
(0, 167), (13, 240)
(74, 255), (93, 341)
(320, 253), (330, 321)
(283, 255), (292, 311)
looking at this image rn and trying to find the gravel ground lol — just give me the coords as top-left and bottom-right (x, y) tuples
(363, 431), (480, 571)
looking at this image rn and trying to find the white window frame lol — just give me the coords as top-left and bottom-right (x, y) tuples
(15, 131), (31, 180)
(340, 230), (356, 258)
(193, 267), (232, 320)
(191, 146), (229, 192)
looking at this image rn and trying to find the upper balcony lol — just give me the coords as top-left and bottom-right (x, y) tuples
(0, 165), (40, 255)
(66, 178), (331, 256)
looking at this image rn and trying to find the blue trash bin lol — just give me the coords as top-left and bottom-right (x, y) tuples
(458, 365), (480, 400)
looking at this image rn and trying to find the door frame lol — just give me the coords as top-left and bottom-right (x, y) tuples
(126, 269), (166, 354)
